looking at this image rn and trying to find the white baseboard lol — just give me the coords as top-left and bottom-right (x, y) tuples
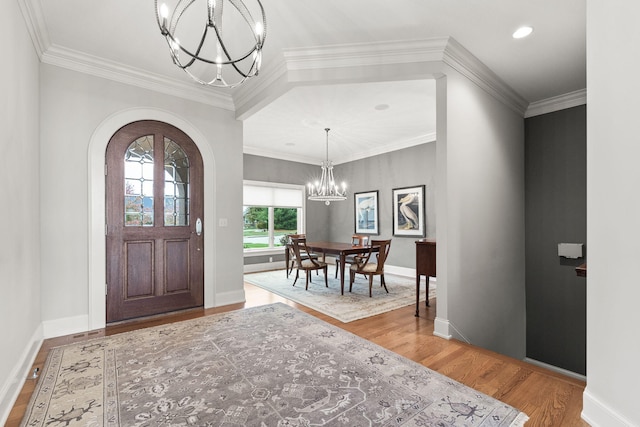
(244, 261), (286, 273)
(384, 265), (414, 277)
(42, 314), (89, 339)
(434, 316), (452, 340)
(523, 357), (586, 382)
(211, 289), (247, 308)
(582, 387), (634, 427)
(0, 324), (43, 426)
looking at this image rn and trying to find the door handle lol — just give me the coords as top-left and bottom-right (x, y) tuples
(195, 218), (202, 236)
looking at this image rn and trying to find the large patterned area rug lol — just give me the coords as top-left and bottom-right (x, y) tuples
(244, 270), (435, 322)
(22, 303), (528, 426)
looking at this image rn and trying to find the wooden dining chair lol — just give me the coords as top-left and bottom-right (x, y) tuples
(349, 239), (392, 297)
(290, 236), (328, 290)
(334, 234), (369, 277)
(285, 234), (318, 278)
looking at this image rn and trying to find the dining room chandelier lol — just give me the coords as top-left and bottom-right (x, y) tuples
(307, 128), (347, 205)
(154, 0), (266, 89)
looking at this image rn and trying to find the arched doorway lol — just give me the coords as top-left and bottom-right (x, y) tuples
(105, 120), (204, 322)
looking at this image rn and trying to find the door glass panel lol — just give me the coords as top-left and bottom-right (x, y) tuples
(164, 138), (190, 226)
(124, 135), (154, 226)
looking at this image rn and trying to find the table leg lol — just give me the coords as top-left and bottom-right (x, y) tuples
(340, 253), (346, 295)
(425, 277), (430, 307)
(415, 275), (420, 317)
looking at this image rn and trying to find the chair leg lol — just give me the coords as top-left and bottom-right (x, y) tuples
(349, 270), (355, 292)
(323, 266), (328, 287)
(305, 270), (310, 290)
(293, 270), (299, 286)
(335, 259), (340, 278)
(290, 261), (296, 278)
(369, 275), (373, 297)
(381, 274), (388, 293)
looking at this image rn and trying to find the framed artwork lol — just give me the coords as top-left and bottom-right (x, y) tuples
(354, 190), (379, 235)
(392, 185), (425, 237)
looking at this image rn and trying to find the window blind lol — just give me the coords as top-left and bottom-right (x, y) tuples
(243, 184), (303, 208)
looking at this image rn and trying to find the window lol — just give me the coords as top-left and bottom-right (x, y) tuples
(243, 181), (305, 251)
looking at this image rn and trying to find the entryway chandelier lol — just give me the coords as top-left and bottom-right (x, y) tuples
(154, 0), (266, 89)
(307, 128), (347, 205)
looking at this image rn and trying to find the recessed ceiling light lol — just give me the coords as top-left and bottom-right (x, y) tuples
(513, 26), (533, 39)
(374, 104), (390, 111)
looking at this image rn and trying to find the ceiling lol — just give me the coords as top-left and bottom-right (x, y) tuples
(25, 0), (586, 164)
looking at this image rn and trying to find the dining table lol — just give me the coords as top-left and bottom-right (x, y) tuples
(285, 241), (379, 295)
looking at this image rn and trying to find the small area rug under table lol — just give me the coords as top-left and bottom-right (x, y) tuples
(244, 269), (435, 323)
(22, 303), (528, 426)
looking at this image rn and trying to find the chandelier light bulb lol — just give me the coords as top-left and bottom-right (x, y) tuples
(160, 3), (169, 19)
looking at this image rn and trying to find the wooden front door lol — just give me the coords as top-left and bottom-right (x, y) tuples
(106, 120), (204, 323)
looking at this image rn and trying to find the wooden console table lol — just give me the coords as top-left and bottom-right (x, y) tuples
(415, 238), (436, 317)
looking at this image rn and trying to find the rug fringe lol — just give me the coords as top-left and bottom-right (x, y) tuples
(510, 412), (530, 427)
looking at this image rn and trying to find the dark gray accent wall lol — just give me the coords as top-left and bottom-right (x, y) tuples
(525, 105), (586, 375)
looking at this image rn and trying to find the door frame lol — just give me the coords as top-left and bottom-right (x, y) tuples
(88, 108), (216, 330)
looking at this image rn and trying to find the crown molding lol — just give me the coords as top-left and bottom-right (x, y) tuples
(244, 132), (437, 166)
(334, 133), (437, 165)
(250, 37), (528, 118)
(234, 39), (449, 120)
(442, 38), (529, 116)
(525, 88), (587, 118)
(243, 146), (319, 165)
(233, 54), (291, 119)
(282, 38), (450, 71)
(42, 45), (234, 111)
(17, 0), (50, 58)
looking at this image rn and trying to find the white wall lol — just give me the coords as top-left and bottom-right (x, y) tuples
(583, 1), (640, 426)
(39, 65), (245, 331)
(0, 1), (42, 422)
(438, 67), (526, 359)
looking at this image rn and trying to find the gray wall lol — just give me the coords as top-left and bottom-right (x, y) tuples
(438, 69), (526, 360)
(525, 105), (586, 375)
(331, 142), (436, 267)
(244, 142), (436, 268)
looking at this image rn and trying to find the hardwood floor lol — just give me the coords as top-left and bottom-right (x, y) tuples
(7, 282), (589, 426)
